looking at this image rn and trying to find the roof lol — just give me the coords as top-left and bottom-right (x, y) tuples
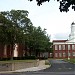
(53, 40), (68, 42)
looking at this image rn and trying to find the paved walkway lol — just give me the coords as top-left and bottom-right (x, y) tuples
(0, 60), (50, 73)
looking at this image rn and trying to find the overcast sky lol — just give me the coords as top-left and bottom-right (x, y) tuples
(0, 0), (75, 41)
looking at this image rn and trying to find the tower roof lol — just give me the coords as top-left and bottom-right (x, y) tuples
(71, 22), (75, 25)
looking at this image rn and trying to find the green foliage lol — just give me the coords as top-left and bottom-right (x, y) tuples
(0, 56), (36, 60)
(0, 14), (13, 44)
(65, 58), (75, 64)
(45, 60), (50, 65)
(13, 56), (36, 60)
(0, 10), (52, 57)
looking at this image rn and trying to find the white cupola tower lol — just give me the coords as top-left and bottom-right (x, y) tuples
(69, 22), (75, 42)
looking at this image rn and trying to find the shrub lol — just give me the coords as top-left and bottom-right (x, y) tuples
(13, 56), (36, 60)
(37, 57), (48, 60)
(45, 60), (50, 65)
(0, 57), (11, 61)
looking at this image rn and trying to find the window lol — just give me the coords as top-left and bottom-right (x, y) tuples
(72, 45), (75, 50)
(62, 45), (65, 50)
(59, 45), (61, 50)
(72, 52), (75, 56)
(55, 45), (58, 50)
(68, 45), (71, 50)
(68, 52), (71, 56)
(63, 52), (66, 57)
(55, 53), (58, 57)
(59, 53), (62, 57)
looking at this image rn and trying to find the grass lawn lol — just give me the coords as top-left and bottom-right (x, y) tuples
(65, 58), (75, 64)
(68, 58), (75, 63)
(0, 60), (36, 63)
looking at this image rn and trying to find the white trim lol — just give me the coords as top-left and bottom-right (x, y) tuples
(53, 42), (75, 45)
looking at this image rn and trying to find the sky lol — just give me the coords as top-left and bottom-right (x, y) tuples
(0, 0), (75, 41)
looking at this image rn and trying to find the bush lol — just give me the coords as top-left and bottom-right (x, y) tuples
(45, 60), (50, 65)
(0, 57), (11, 61)
(13, 56), (36, 60)
(37, 57), (47, 60)
(24, 56), (36, 59)
(0, 56), (36, 61)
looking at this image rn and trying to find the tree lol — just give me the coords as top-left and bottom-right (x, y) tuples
(0, 10), (32, 44)
(28, 26), (52, 57)
(28, 0), (75, 12)
(0, 10), (33, 58)
(0, 14), (13, 44)
(0, 14), (16, 58)
(0, 10), (52, 58)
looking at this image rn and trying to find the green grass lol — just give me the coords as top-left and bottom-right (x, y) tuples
(68, 58), (75, 63)
(0, 60), (36, 63)
(64, 58), (75, 64)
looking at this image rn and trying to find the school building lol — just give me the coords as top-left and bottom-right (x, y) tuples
(53, 22), (75, 59)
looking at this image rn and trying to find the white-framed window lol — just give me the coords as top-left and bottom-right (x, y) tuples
(55, 53), (58, 57)
(72, 45), (75, 50)
(59, 45), (61, 50)
(68, 52), (71, 56)
(72, 52), (75, 56)
(63, 52), (66, 57)
(68, 45), (71, 50)
(59, 53), (62, 57)
(55, 45), (58, 50)
(62, 45), (65, 50)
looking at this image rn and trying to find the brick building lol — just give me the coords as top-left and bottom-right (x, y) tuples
(53, 22), (75, 59)
(0, 43), (24, 59)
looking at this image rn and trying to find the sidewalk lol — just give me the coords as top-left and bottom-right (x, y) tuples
(0, 60), (50, 73)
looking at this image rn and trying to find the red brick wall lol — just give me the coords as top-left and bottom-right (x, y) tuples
(0, 43), (26, 59)
(17, 44), (24, 57)
(53, 44), (75, 59)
